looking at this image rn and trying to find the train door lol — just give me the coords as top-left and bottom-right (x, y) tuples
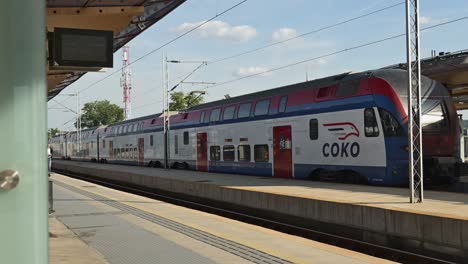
(138, 138), (145, 166)
(197, 133), (208, 171)
(273, 126), (293, 178)
(109, 141), (113, 159)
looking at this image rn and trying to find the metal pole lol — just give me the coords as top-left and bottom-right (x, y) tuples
(78, 93), (82, 157)
(162, 53), (168, 169)
(164, 53), (170, 169)
(406, 0), (423, 203)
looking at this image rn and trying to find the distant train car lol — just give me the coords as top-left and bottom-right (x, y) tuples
(50, 69), (460, 186)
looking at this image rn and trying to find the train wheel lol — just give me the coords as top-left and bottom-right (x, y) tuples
(308, 169), (323, 181)
(182, 162), (189, 170)
(148, 161), (154, 167)
(154, 161), (162, 168)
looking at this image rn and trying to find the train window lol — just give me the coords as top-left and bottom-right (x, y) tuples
(336, 80), (360, 97)
(254, 145), (269, 162)
(102, 140), (106, 148)
(223, 106), (236, 120)
(151, 119), (156, 125)
(309, 119), (318, 140)
(422, 103), (448, 131)
(199, 112), (205, 123)
(364, 108), (379, 137)
(237, 145), (251, 161)
(317, 87), (332, 98)
(150, 135), (154, 146)
(210, 146), (221, 161)
(238, 103), (251, 118)
(223, 145), (235, 161)
(131, 124), (135, 132)
(183, 131), (189, 145)
(175, 135), (179, 155)
(379, 109), (403, 136)
(210, 108), (221, 122)
(278, 96), (288, 113)
(254, 99), (270, 116)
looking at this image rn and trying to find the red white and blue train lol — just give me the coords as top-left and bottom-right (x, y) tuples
(50, 69), (461, 186)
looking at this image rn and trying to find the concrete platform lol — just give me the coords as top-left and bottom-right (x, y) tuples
(50, 173), (393, 264)
(53, 160), (468, 261)
(49, 216), (108, 264)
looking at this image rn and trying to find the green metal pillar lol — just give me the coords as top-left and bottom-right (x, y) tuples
(0, 1), (48, 264)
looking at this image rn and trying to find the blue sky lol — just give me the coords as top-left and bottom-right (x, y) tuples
(48, 0), (468, 129)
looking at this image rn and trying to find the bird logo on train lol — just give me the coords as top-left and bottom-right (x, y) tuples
(322, 122), (360, 158)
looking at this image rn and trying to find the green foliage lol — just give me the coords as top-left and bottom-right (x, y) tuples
(169, 92), (186, 111)
(185, 92), (204, 108)
(169, 92), (204, 111)
(48, 128), (60, 139)
(76, 100), (124, 128)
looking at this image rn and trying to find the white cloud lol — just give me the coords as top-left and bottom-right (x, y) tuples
(234, 67), (272, 77)
(272, 28), (299, 42)
(171, 20), (257, 42)
(317, 58), (327, 65)
(420, 16), (431, 25)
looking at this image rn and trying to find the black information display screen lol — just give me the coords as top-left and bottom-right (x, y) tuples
(54, 28), (113, 68)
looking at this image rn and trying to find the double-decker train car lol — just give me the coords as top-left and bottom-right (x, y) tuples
(50, 69), (461, 186)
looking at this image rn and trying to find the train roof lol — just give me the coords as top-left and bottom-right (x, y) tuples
(187, 69), (408, 111)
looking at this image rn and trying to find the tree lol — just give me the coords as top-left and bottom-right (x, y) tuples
(169, 92), (186, 111)
(76, 100), (124, 128)
(48, 128), (60, 139)
(169, 91), (204, 111)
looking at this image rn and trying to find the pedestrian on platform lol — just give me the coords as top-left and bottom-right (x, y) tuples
(47, 144), (53, 176)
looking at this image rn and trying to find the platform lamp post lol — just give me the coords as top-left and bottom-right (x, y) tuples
(406, 0), (423, 203)
(163, 57), (210, 169)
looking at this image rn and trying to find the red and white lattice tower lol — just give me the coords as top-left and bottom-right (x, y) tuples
(121, 46), (132, 120)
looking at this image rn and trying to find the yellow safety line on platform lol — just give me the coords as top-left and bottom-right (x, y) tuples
(53, 176), (312, 264)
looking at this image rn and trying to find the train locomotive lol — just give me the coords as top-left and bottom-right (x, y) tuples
(50, 69), (461, 186)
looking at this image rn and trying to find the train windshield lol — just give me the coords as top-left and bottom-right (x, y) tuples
(379, 109), (404, 136)
(422, 103), (448, 131)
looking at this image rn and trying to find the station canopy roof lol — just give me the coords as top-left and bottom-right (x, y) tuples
(46, 0), (185, 100)
(385, 49), (468, 110)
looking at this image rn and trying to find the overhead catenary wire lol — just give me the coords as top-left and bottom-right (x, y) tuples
(128, 1), (405, 101)
(52, 0), (403, 109)
(49, 0), (248, 111)
(208, 1), (405, 65)
(88, 15), (468, 117)
(201, 15), (468, 91)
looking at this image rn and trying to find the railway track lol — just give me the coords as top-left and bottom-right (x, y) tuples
(429, 182), (468, 193)
(52, 169), (459, 264)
